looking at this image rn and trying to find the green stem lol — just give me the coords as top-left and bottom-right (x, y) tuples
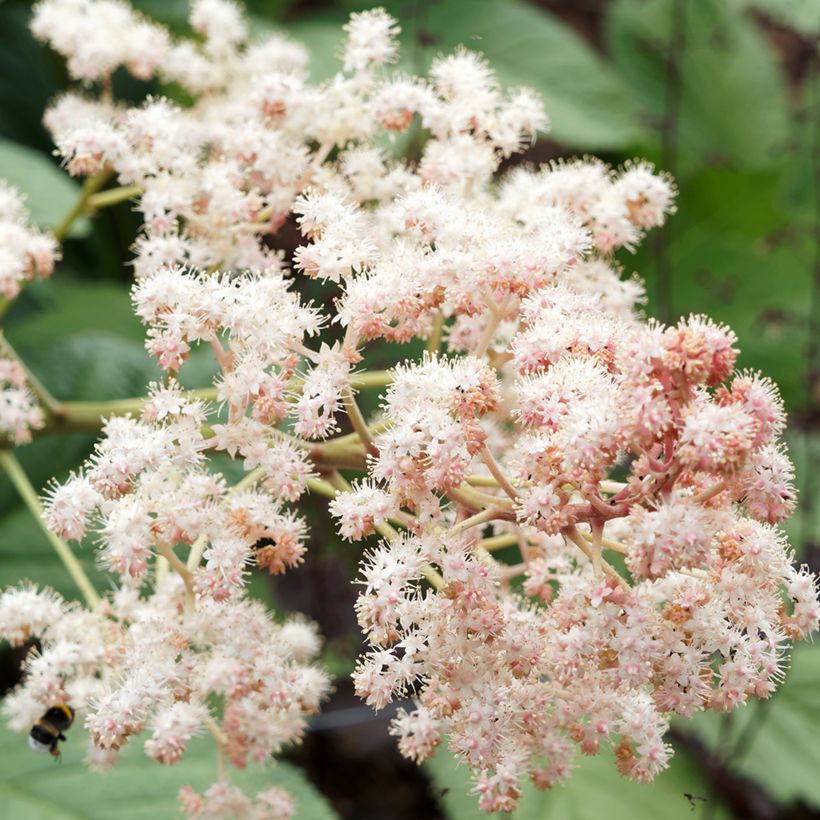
(350, 370), (393, 390)
(305, 476), (339, 500)
(342, 386), (377, 455)
(426, 313), (444, 353)
(0, 451), (100, 608)
(53, 167), (113, 243)
(288, 369), (393, 395)
(57, 388), (219, 428)
(85, 184), (142, 211)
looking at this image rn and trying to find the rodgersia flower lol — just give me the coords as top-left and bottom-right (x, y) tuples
(0, 358), (46, 444)
(0, 1), (815, 816)
(0, 181), (58, 299)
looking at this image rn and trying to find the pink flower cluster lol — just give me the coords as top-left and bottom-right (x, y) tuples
(0, 1), (813, 816)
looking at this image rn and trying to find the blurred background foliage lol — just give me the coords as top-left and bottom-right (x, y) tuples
(0, 0), (817, 817)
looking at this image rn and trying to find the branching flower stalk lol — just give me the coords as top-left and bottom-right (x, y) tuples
(0, 1), (816, 817)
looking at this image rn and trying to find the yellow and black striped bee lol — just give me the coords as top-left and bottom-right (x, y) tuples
(28, 705), (75, 759)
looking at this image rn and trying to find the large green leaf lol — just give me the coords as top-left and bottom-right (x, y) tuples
(427, 742), (724, 820)
(688, 644), (820, 808)
(7, 279), (145, 350)
(624, 163), (812, 411)
(292, 0), (648, 151)
(0, 728), (336, 819)
(0, 140), (89, 239)
(0, 506), (102, 599)
(605, 0), (791, 171)
(740, 0), (820, 36)
(781, 431), (819, 553)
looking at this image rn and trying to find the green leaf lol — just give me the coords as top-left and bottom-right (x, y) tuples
(427, 743), (723, 820)
(0, 505), (103, 599)
(781, 431), (819, 553)
(0, 728), (336, 820)
(285, 17), (346, 84)
(0, 139), (89, 239)
(624, 164), (813, 411)
(7, 279), (145, 351)
(688, 644), (820, 808)
(740, 0), (820, 36)
(605, 0), (791, 171)
(291, 0), (648, 151)
(423, 0), (648, 150)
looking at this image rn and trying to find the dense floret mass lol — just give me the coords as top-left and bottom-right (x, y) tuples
(0, 1), (813, 815)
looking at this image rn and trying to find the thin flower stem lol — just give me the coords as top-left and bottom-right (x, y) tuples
(322, 418), (392, 452)
(472, 293), (511, 358)
(157, 542), (196, 611)
(465, 474), (499, 488)
(590, 519), (604, 576)
(205, 714), (228, 782)
(205, 715), (228, 745)
(390, 510), (418, 531)
(53, 167), (113, 243)
(0, 450), (100, 608)
(500, 562), (527, 582)
(450, 507), (503, 536)
(564, 526), (629, 589)
(693, 479), (728, 504)
(85, 184), (143, 210)
(599, 479), (628, 494)
(472, 311), (501, 358)
(305, 476), (339, 500)
(480, 446), (519, 501)
(426, 313), (444, 353)
(286, 369), (393, 396)
(155, 555), (169, 584)
(478, 532), (519, 552)
(351, 370), (393, 389)
(679, 567), (710, 580)
(342, 386), (377, 456)
(576, 528), (630, 555)
(448, 483), (516, 513)
(515, 527), (530, 566)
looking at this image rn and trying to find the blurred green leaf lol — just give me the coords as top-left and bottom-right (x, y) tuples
(739, 0), (820, 36)
(605, 0), (791, 171)
(286, 17), (346, 83)
(0, 505), (103, 600)
(0, 139), (89, 238)
(427, 743), (723, 820)
(292, 0), (649, 150)
(782, 431), (819, 552)
(688, 644), (820, 808)
(625, 163), (813, 410)
(6, 279), (144, 350)
(0, 727), (336, 819)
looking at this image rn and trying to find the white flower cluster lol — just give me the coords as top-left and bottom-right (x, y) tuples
(0, 358), (46, 444)
(0, 181), (58, 299)
(0, 1), (812, 816)
(0, 582), (327, 786)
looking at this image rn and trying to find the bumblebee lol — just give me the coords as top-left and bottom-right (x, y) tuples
(28, 704), (75, 759)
